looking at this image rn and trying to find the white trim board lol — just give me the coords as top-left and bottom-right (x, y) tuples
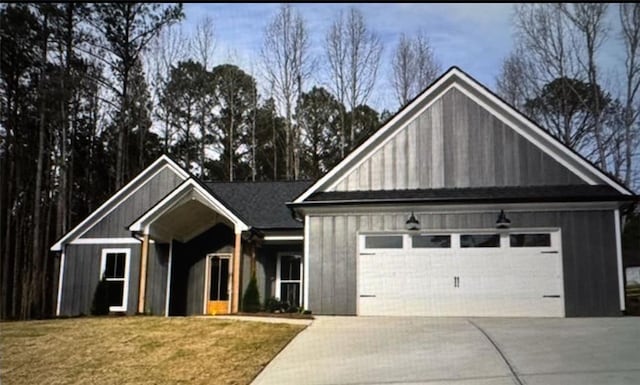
(614, 209), (625, 311)
(263, 235), (304, 241)
(292, 67), (632, 203)
(70, 238), (141, 245)
(55, 249), (66, 316)
(51, 155), (188, 251)
(303, 215), (310, 310)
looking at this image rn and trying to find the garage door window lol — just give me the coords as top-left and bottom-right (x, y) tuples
(364, 235), (403, 249)
(460, 234), (500, 248)
(510, 233), (551, 247)
(412, 235), (451, 248)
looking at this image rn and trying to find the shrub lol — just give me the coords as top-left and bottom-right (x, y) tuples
(265, 297), (286, 313)
(242, 273), (261, 312)
(91, 275), (110, 316)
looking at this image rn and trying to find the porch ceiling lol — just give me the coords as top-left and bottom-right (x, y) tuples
(150, 197), (231, 243)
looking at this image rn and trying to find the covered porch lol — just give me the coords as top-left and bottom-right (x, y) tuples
(129, 179), (249, 316)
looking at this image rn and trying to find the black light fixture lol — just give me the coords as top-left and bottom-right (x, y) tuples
(496, 210), (511, 229)
(405, 211), (420, 231)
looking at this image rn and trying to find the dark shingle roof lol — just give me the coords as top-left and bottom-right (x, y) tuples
(205, 180), (313, 229)
(302, 185), (633, 205)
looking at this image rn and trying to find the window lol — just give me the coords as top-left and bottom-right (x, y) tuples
(510, 233), (551, 247)
(412, 235), (451, 248)
(460, 234), (500, 248)
(277, 254), (302, 308)
(100, 248), (130, 312)
(364, 235), (403, 249)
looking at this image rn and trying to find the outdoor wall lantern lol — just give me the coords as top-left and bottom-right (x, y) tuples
(495, 210), (511, 229)
(405, 212), (421, 231)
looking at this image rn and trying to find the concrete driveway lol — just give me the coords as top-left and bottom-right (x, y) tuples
(251, 316), (640, 385)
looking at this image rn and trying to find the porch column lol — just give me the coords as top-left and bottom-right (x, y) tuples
(232, 232), (242, 313)
(138, 233), (150, 314)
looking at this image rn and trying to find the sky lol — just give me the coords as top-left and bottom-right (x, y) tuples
(178, 3), (625, 113)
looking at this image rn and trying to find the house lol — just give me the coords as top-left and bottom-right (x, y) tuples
(51, 67), (637, 318)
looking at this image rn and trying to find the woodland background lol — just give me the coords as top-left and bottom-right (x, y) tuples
(1, 3), (638, 319)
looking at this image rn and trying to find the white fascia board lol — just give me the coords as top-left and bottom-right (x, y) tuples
(293, 70), (459, 203)
(129, 179), (249, 234)
(50, 156), (188, 251)
(70, 238), (141, 245)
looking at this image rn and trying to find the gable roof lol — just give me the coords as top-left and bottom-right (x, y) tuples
(51, 155), (189, 251)
(292, 67), (634, 204)
(128, 178), (250, 238)
(206, 181), (312, 229)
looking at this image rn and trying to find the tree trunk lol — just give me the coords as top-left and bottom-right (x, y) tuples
(31, 11), (51, 318)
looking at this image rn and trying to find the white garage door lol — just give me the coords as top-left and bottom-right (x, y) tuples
(358, 231), (565, 317)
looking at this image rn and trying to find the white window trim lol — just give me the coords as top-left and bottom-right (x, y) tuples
(276, 253), (303, 307)
(100, 248), (131, 312)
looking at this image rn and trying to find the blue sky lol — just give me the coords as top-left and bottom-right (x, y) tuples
(179, 3), (624, 112)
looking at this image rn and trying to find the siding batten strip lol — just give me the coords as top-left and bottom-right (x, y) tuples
(614, 209), (625, 311)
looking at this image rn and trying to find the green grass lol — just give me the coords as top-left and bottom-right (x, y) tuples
(0, 316), (305, 385)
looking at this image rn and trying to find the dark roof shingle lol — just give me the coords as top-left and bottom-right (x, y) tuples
(205, 180), (312, 229)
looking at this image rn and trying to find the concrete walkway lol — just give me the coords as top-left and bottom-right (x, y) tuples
(203, 314), (313, 325)
(251, 316), (640, 385)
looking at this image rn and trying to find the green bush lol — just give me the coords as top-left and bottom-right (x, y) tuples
(242, 273), (261, 313)
(91, 275), (110, 316)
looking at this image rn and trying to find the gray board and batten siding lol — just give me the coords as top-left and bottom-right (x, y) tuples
(59, 243), (141, 316)
(306, 210), (620, 317)
(330, 87), (584, 192)
(60, 242), (169, 316)
(82, 166), (185, 238)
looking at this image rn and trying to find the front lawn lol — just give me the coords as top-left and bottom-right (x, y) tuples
(0, 316), (305, 385)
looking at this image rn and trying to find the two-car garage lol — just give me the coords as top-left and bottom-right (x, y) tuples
(357, 230), (565, 317)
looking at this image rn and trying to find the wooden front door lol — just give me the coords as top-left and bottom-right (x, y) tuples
(206, 254), (231, 315)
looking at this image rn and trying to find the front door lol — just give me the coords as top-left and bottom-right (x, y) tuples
(206, 254), (231, 315)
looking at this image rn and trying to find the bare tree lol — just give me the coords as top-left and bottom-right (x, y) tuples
(391, 33), (413, 109)
(192, 15), (216, 71)
(504, 3), (593, 151)
(619, 3), (640, 187)
(560, 3), (610, 171)
(391, 31), (440, 108)
(261, 4), (312, 180)
(496, 48), (533, 111)
(145, 24), (188, 153)
(325, 7), (382, 154)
